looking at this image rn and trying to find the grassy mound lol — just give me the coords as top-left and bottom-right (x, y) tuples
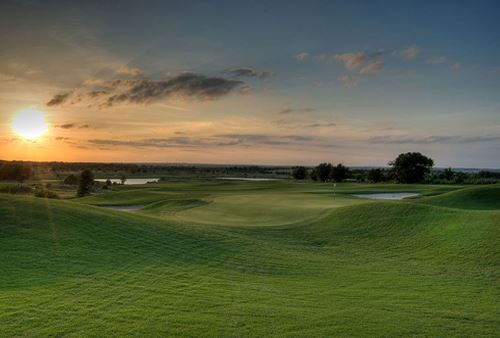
(416, 184), (500, 210)
(1, 183), (499, 336)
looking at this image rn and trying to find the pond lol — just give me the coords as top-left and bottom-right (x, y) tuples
(100, 205), (145, 212)
(352, 192), (420, 200)
(95, 178), (159, 185)
(216, 177), (279, 181)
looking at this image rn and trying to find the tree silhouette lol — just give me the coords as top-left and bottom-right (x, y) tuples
(77, 170), (94, 197)
(390, 152), (434, 183)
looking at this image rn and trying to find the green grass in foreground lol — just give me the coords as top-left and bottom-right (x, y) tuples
(0, 181), (498, 337)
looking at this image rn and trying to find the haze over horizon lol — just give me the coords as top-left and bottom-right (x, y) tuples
(1, 0), (499, 168)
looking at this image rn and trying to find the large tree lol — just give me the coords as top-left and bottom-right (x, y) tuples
(292, 166), (308, 180)
(315, 163), (333, 182)
(390, 152), (434, 183)
(77, 170), (94, 197)
(331, 163), (349, 182)
(367, 168), (384, 183)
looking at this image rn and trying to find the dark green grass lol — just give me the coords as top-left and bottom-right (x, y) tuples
(416, 184), (500, 210)
(0, 182), (499, 337)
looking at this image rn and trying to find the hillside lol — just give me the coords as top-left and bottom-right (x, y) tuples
(0, 183), (499, 337)
(416, 184), (500, 210)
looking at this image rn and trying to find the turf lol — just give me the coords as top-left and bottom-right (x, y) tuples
(416, 184), (500, 210)
(0, 181), (498, 336)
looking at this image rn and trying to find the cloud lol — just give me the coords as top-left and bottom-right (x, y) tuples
(304, 122), (336, 128)
(428, 56), (447, 64)
(368, 135), (500, 144)
(116, 65), (142, 77)
(223, 134), (284, 144)
(56, 123), (90, 129)
(271, 120), (336, 129)
(0, 72), (19, 82)
(451, 62), (461, 70)
(359, 61), (384, 75)
(278, 107), (316, 114)
(88, 137), (235, 149)
(399, 45), (420, 60)
(238, 85), (252, 95)
(224, 67), (273, 78)
(335, 50), (384, 87)
(0, 63), (40, 83)
(47, 73), (244, 107)
(335, 52), (368, 69)
(89, 138), (178, 148)
(88, 90), (108, 98)
(295, 52), (310, 61)
(58, 123), (75, 129)
(370, 49), (385, 58)
(339, 75), (358, 88)
(47, 91), (73, 106)
(215, 133), (316, 145)
(271, 119), (291, 127)
(87, 133), (316, 149)
(7, 62), (40, 75)
(106, 74), (243, 106)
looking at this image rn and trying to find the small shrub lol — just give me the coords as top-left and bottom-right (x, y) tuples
(63, 174), (78, 185)
(34, 186), (60, 199)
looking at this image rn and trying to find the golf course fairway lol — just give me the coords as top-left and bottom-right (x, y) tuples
(1, 181), (498, 336)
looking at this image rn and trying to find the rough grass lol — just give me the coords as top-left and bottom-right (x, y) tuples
(0, 181), (498, 337)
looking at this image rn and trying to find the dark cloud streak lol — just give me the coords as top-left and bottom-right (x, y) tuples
(368, 135), (500, 144)
(105, 73), (243, 106)
(56, 123), (90, 129)
(224, 67), (273, 79)
(46, 73), (244, 107)
(278, 107), (316, 114)
(47, 91), (72, 106)
(86, 133), (317, 150)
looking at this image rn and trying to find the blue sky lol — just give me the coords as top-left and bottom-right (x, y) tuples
(1, 0), (499, 167)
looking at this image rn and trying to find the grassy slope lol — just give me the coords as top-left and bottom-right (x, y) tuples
(0, 183), (499, 337)
(416, 184), (500, 210)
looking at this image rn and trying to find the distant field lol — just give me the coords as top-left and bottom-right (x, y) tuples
(0, 180), (498, 336)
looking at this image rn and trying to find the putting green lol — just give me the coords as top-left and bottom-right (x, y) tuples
(167, 192), (364, 226)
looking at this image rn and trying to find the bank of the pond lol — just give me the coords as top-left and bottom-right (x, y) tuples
(100, 205), (145, 211)
(352, 192), (420, 200)
(95, 178), (159, 185)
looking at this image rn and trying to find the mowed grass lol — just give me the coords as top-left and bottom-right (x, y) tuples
(77, 181), (461, 226)
(416, 184), (500, 210)
(0, 181), (499, 337)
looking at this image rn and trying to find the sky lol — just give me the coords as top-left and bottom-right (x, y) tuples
(0, 0), (499, 168)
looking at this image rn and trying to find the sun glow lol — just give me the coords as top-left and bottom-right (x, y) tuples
(11, 109), (49, 141)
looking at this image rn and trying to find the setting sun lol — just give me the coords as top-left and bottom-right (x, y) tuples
(11, 109), (49, 141)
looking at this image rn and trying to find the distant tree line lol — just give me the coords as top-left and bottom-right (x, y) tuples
(10, 161), (292, 179)
(292, 163), (351, 182)
(1, 154), (499, 187)
(425, 168), (500, 184)
(0, 162), (32, 182)
(292, 152), (500, 184)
